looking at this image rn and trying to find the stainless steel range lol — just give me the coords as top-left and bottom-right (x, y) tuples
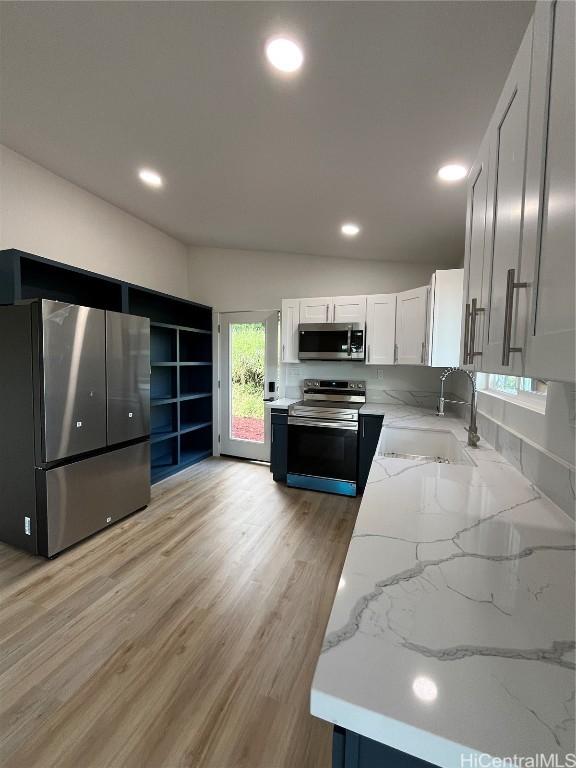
(287, 379), (366, 497)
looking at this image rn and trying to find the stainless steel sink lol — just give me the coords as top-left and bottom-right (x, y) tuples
(378, 426), (474, 466)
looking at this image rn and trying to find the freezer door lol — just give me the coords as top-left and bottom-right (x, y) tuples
(40, 301), (107, 463)
(38, 441), (150, 557)
(106, 311), (150, 445)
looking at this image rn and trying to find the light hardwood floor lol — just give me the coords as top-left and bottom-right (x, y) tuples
(0, 457), (359, 768)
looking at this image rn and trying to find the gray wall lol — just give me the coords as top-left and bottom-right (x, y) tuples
(188, 246), (435, 311)
(0, 146), (190, 299)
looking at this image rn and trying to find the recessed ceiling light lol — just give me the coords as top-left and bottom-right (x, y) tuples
(138, 168), (163, 188)
(341, 222), (361, 237)
(438, 164), (468, 182)
(265, 37), (304, 73)
(412, 676), (438, 703)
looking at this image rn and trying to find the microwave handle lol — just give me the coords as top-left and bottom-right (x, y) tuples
(347, 328), (352, 356)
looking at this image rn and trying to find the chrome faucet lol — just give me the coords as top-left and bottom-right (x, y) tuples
(436, 367), (480, 448)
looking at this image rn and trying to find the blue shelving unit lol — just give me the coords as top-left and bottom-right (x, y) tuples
(0, 248), (214, 483)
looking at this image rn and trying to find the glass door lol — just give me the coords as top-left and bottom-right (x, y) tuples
(219, 311), (278, 461)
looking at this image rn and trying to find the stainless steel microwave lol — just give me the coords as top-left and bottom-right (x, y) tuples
(297, 323), (365, 361)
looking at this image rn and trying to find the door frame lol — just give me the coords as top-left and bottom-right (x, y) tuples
(213, 310), (279, 461)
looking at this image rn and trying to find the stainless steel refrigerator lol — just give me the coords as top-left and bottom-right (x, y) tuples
(0, 299), (151, 557)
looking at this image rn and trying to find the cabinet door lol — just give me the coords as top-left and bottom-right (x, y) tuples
(396, 287), (428, 365)
(299, 297), (332, 324)
(522, 0), (575, 382)
(461, 139), (491, 371)
(333, 296), (367, 325)
(281, 299), (300, 363)
(428, 269), (463, 368)
(365, 294), (396, 365)
(482, 23), (533, 375)
(357, 415), (384, 492)
(270, 413), (288, 482)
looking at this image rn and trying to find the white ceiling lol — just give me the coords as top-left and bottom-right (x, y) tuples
(0, 1), (534, 265)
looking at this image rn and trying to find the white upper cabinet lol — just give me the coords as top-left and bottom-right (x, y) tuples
(299, 297), (332, 324)
(482, 22), (534, 376)
(461, 137), (491, 371)
(365, 294), (396, 365)
(427, 269), (463, 368)
(521, 0), (575, 382)
(462, 3), (575, 382)
(396, 286), (429, 365)
(280, 299), (300, 363)
(332, 295), (367, 325)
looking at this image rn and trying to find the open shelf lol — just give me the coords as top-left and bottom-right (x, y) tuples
(180, 425), (212, 468)
(151, 367), (177, 402)
(18, 255), (124, 311)
(151, 325), (177, 364)
(151, 397), (178, 406)
(151, 436), (179, 483)
(128, 287), (211, 329)
(180, 421), (212, 435)
(0, 249), (214, 484)
(151, 401), (177, 436)
(180, 328), (212, 363)
(180, 365), (211, 398)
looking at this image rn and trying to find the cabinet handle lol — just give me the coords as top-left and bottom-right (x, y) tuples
(282, 343), (285, 361)
(462, 303), (471, 365)
(468, 298), (485, 363)
(367, 344), (370, 363)
(421, 341), (425, 364)
(394, 343), (398, 364)
(325, 305), (329, 322)
(502, 268), (528, 366)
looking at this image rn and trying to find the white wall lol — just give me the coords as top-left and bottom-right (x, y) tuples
(188, 246), (435, 312)
(0, 146), (189, 299)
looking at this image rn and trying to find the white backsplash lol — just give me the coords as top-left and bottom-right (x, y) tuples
(281, 361), (451, 408)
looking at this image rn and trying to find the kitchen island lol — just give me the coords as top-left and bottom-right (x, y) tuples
(311, 406), (575, 767)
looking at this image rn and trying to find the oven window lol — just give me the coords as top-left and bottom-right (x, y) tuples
(287, 423), (357, 481)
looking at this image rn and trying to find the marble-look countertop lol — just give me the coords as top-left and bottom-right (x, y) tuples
(311, 405), (575, 767)
(264, 398), (299, 410)
(359, 403), (388, 416)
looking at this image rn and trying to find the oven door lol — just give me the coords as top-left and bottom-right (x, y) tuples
(298, 324), (365, 360)
(287, 417), (358, 496)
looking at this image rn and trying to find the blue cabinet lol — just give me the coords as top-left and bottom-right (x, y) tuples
(333, 726), (437, 767)
(270, 410), (288, 482)
(357, 414), (384, 492)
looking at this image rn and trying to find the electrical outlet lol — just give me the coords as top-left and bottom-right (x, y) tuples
(377, 368), (385, 380)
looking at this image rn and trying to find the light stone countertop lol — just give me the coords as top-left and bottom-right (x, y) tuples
(311, 405), (575, 767)
(359, 403), (388, 416)
(264, 398), (299, 410)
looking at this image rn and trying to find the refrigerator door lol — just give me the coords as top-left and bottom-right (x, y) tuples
(40, 301), (107, 463)
(38, 441), (150, 557)
(106, 311), (150, 445)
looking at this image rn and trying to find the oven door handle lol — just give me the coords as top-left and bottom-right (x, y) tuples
(288, 417), (358, 431)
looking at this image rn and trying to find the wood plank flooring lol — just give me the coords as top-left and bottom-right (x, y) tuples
(0, 457), (359, 768)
